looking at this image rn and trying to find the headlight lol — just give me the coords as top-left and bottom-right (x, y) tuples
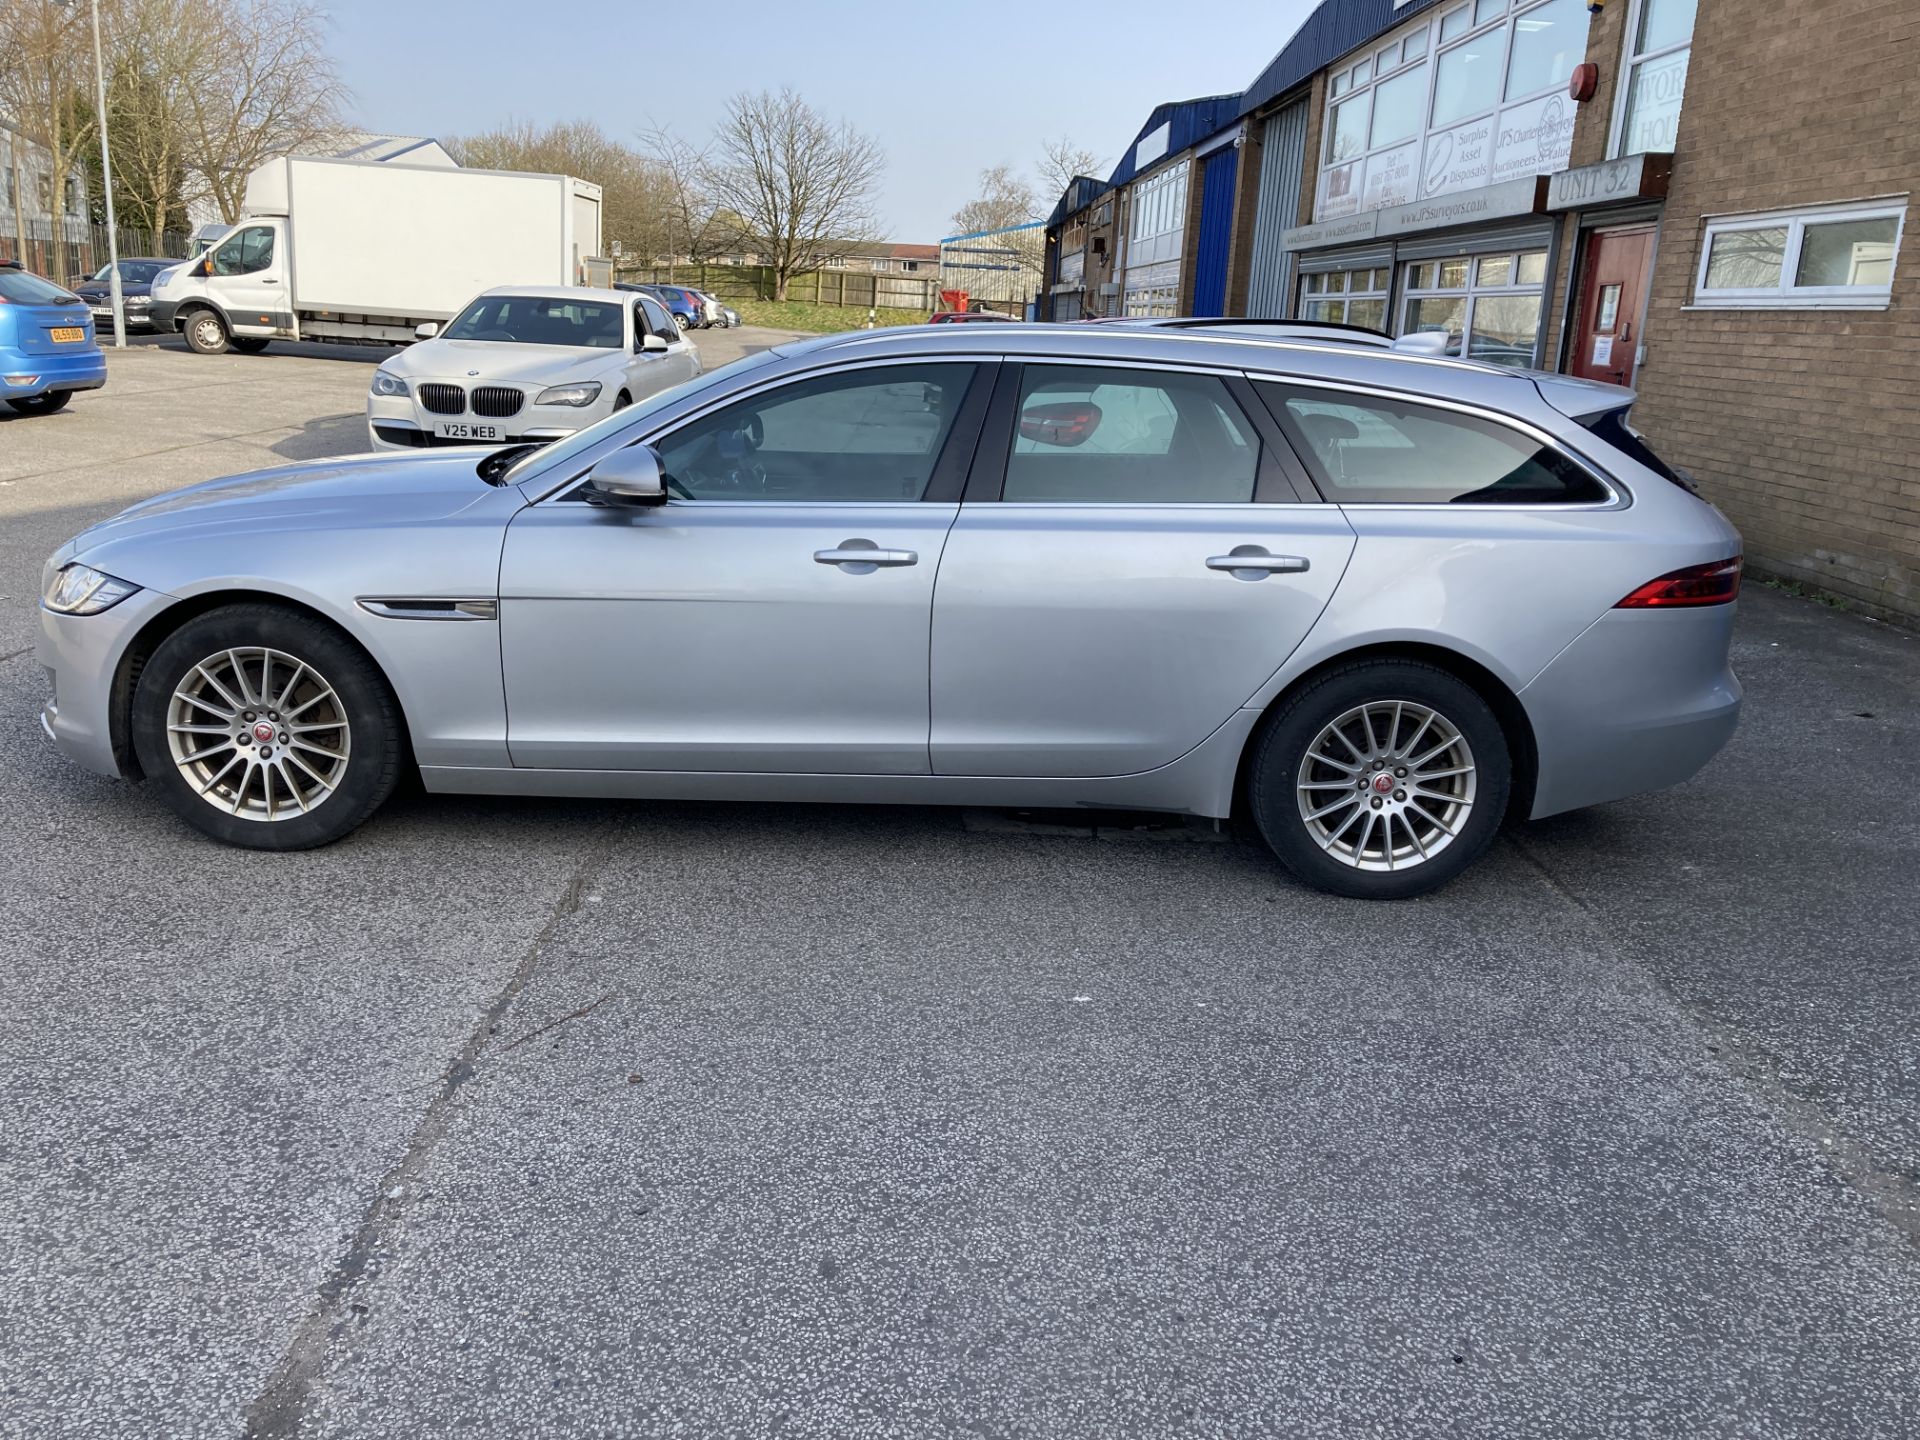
(43, 563), (138, 616)
(534, 381), (602, 407)
(369, 369), (409, 398)
(126, 294), (151, 306)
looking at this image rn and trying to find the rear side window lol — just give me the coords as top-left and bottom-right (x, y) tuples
(1005, 365), (1260, 503)
(1258, 383), (1610, 505)
(1583, 407), (1695, 492)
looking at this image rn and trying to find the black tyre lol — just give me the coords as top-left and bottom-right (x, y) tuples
(230, 336), (271, 354)
(673, 312), (690, 332)
(182, 308), (229, 355)
(6, 390), (72, 415)
(613, 390), (632, 411)
(130, 604), (405, 850)
(1249, 660), (1510, 899)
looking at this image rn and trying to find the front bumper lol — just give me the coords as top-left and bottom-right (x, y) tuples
(147, 299), (180, 332)
(1521, 604), (1743, 818)
(3, 344), (108, 399)
(366, 390), (603, 451)
(37, 587), (177, 779)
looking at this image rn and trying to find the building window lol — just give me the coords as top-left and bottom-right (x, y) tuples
(1124, 160), (1189, 272)
(1613, 0), (1694, 156)
(1693, 201), (1905, 309)
(1399, 247), (1549, 366)
(1315, 0), (1585, 222)
(1297, 267), (1391, 329)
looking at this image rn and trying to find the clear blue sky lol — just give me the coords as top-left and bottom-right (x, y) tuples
(320, 0), (1318, 242)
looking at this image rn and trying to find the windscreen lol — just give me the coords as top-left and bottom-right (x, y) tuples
(444, 295), (624, 349)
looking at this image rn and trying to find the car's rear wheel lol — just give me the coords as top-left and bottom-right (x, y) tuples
(182, 309), (229, 355)
(230, 336), (271, 354)
(6, 390), (72, 415)
(131, 604), (404, 850)
(674, 313), (690, 332)
(1249, 660), (1510, 899)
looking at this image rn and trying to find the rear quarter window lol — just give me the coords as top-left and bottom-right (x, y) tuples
(1257, 382), (1611, 505)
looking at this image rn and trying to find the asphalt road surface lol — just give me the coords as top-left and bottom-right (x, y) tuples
(2, 331), (1917, 1438)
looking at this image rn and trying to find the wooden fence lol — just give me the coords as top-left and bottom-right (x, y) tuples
(616, 263), (940, 313)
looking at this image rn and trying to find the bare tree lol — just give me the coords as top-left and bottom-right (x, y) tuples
(174, 0), (346, 223)
(0, 0), (97, 267)
(451, 118), (673, 268)
(704, 87), (883, 301)
(1037, 136), (1105, 203)
(950, 163), (1037, 237)
(105, 0), (213, 246)
(638, 123), (731, 266)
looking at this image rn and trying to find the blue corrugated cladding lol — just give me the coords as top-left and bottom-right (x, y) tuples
(1191, 147), (1239, 318)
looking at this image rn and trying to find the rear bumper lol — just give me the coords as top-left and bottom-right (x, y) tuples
(2, 345), (108, 399)
(1520, 604), (1742, 818)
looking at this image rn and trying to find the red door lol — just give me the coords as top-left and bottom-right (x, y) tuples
(1570, 227), (1654, 388)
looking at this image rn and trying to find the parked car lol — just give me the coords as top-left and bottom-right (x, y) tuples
(928, 309), (1017, 323)
(36, 325), (1741, 898)
(71, 257), (179, 332)
(617, 282), (704, 330)
(1, 268), (106, 415)
(692, 290), (733, 328)
(365, 286), (698, 451)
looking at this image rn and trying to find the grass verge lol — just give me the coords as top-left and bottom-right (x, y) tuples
(731, 298), (927, 334)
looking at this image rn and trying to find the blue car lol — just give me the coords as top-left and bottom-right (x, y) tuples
(1, 268), (105, 416)
(614, 281), (700, 330)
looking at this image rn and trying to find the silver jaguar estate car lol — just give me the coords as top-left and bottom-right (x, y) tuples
(36, 325), (1742, 898)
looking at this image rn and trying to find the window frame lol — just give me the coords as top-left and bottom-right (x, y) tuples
(1691, 199), (1906, 310)
(1607, 0), (1695, 160)
(1398, 248), (1551, 367)
(1296, 266), (1393, 331)
(964, 359), (1316, 505)
(1252, 375), (1623, 510)
(1315, 0), (1585, 222)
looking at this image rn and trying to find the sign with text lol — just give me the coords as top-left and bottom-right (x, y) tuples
(1363, 141), (1421, 212)
(1491, 93), (1575, 187)
(1421, 118), (1494, 199)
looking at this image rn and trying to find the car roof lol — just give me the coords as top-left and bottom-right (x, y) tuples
(476, 284), (634, 304)
(771, 322), (1629, 416)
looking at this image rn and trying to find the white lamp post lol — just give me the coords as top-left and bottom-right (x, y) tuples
(59, 0), (123, 347)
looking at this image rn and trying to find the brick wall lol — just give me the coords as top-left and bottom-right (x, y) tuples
(1631, 0), (1920, 618)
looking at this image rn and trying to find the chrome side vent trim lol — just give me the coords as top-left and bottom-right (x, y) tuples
(357, 597), (498, 621)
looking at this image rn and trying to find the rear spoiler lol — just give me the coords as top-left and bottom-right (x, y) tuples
(1531, 371), (1636, 423)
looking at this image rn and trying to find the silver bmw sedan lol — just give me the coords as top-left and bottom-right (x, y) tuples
(35, 325), (1742, 899)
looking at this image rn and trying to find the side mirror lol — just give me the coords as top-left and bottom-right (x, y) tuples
(581, 444), (668, 507)
(641, 332), (669, 353)
(414, 321), (440, 341)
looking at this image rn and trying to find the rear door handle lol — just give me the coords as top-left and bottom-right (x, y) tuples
(1206, 548), (1310, 578)
(815, 540), (917, 572)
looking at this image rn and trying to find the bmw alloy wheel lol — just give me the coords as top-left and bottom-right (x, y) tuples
(165, 646), (351, 820)
(1294, 700), (1476, 872)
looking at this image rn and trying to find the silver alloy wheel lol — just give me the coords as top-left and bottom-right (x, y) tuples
(1295, 699), (1477, 872)
(165, 647), (351, 821)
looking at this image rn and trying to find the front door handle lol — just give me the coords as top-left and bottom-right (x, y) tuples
(815, 539), (917, 574)
(1206, 547), (1310, 579)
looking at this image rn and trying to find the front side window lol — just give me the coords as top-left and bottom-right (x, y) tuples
(212, 226), (274, 276)
(444, 295), (624, 348)
(655, 363), (978, 502)
(1616, 0), (1695, 154)
(1695, 203), (1904, 307)
(637, 295), (678, 342)
(1260, 386), (1609, 505)
(1004, 366), (1259, 504)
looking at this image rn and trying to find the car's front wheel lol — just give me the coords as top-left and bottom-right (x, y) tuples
(1249, 660), (1510, 899)
(6, 390), (72, 415)
(131, 604), (405, 850)
(182, 309), (229, 355)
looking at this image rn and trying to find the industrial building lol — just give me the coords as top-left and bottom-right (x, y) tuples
(1043, 0), (1918, 621)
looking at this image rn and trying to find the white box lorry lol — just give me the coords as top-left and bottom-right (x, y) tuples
(149, 156), (604, 354)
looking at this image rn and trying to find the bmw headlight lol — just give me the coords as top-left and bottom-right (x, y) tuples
(43, 563), (138, 616)
(369, 369), (409, 398)
(534, 381), (602, 408)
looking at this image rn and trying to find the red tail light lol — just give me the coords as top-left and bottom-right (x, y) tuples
(1615, 557), (1743, 608)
